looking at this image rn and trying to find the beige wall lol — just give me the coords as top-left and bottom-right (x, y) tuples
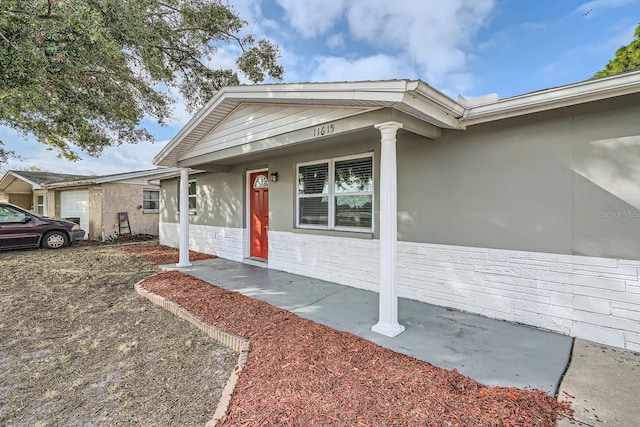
(100, 183), (160, 240)
(88, 186), (103, 240)
(161, 93), (640, 261)
(8, 193), (32, 210)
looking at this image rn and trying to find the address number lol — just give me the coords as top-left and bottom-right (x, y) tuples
(313, 124), (335, 137)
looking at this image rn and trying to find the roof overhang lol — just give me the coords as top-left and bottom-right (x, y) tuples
(153, 80), (465, 167)
(154, 70), (640, 168)
(0, 171), (41, 192)
(44, 168), (179, 189)
(460, 70), (640, 125)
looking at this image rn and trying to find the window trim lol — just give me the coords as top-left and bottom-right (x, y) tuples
(177, 179), (197, 215)
(35, 194), (46, 216)
(142, 189), (160, 213)
(296, 152), (374, 233)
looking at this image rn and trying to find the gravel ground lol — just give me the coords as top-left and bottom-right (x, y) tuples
(0, 246), (238, 427)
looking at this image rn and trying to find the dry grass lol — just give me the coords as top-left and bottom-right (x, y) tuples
(0, 246), (237, 427)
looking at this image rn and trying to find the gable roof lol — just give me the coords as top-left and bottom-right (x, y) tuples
(43, 168), (179, 188)
(153, 70), (640, 168)
(153, 79), (464, 167)
(0, 171), (91, 191)
(0, 168), (178, 191)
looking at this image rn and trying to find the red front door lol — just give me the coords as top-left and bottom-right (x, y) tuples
(250, 171), (269, 259)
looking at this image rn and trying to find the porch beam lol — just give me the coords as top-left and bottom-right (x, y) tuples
(372, 121), (405, 337)
(177, 168), (192, 268)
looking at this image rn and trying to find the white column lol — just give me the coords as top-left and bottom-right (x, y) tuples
(177, 168), (192, 268)
(372, 121), (405, 337)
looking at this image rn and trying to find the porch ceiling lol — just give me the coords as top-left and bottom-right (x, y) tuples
(187, 126), (385, 171)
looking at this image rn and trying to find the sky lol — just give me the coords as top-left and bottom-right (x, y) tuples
(2, 0), (639, 175)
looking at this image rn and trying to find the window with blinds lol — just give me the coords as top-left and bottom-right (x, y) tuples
(297, 154), (373, 231)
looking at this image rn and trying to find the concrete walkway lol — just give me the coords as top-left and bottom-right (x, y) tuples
(165, 257), (572, 395)
(557, 339), (640, 427)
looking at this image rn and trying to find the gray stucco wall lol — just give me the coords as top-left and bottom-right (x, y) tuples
(161, 171), (244, 229)
(396, 96), (640, 260)
(267, 138), (380, 237)
(161, 138), (380, 235)
(160, 94), (640, 261)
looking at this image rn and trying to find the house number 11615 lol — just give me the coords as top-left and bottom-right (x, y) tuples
(313, 124), (335, 137)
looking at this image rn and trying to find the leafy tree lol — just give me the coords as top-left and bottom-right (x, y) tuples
(594, 24), (640, 77)
(0, 0), (283, 162)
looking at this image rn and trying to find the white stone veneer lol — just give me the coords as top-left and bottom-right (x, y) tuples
(160, 224), (640, 350)
(269, 231), (640, 351)
(160, 222), (244, 262)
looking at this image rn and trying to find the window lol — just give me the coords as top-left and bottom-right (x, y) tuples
(297, 154), (373, 231)
(36, 195), (46, 215)
(177, 179), (197, 214)
(0, 205), (26, 223)
(143, 190), (160, 213)
(188, 180), (197, 212)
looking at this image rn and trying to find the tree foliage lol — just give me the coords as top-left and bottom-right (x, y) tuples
(0, 0), (283, 161)
(594, 24), (640, 78)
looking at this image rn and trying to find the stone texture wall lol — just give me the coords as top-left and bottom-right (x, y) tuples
(267, 231), (640, 351)
(160, 222), (244, 262)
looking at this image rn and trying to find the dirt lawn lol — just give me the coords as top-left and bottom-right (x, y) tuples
(0, 246), (237, 427)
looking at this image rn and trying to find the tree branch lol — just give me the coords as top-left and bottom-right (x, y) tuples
(0, 30), (17, 49)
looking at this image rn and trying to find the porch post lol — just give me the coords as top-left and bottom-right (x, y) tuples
(372, 121), (405, 337)
(177, 167), (192, 268)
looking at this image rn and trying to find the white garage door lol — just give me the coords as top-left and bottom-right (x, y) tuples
(60, 190), (89, 239)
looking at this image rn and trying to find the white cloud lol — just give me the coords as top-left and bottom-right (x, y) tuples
(275, 0), (495, 93)
(309, 54), (416, 82)
(327, 33), (346, 50)
(344, 0), (494, 87)
(275, 0), (347, 38)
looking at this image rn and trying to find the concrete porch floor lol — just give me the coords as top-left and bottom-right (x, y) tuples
(163, 257), (573, 395)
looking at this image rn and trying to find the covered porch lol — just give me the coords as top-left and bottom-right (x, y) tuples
(163, 256), (573, 395)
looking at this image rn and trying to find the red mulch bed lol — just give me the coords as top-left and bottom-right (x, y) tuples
(118, 244), (217, 265)
(139, 270), (573, 427)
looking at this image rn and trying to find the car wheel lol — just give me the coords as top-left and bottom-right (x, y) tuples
(42, 231), (69, 249)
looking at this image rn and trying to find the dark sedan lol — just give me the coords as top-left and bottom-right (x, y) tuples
(0, 202), (86, 249)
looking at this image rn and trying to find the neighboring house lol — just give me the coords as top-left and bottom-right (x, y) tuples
(0, 171), (88, 210)
(153, 71), (640, 350)
(0, 169), (175, 240)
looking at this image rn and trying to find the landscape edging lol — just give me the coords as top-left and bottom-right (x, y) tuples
(134, 277), (250, 427)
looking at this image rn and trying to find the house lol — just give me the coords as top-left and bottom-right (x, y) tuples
(153, 71), (640, 350)
(0, 169), (176, 240)
(0, 171), (88, 210)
